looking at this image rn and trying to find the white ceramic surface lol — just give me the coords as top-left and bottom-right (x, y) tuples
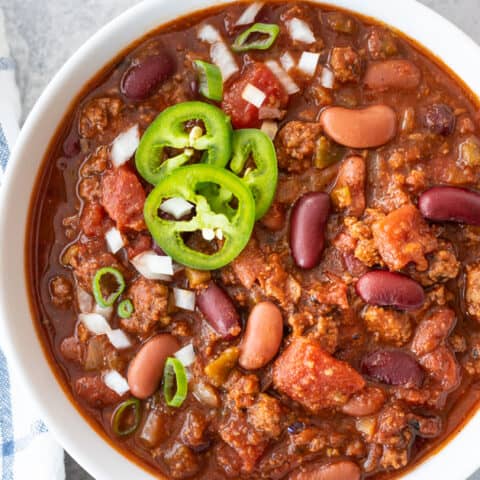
(0, 1), (479, 479)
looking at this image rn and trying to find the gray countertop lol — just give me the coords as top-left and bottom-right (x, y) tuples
(0, 0), (479, 478)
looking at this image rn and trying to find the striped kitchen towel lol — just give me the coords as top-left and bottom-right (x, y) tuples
(0, 9), (65, 480)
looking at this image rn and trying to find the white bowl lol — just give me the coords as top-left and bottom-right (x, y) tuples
(1, 0), (479, 479)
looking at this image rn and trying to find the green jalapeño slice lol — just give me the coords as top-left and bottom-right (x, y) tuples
(135, 101), (233, 185)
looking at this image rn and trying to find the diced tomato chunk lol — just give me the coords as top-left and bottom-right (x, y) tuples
(80, 202), (105, 237)
(273, 338), (365, 412)
(101, 166), (146, 231)
(222, 63), (288, 129)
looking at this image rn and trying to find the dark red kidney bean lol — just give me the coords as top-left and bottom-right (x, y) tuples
(289, 192), (330, 269)
(196, 282), (240, 339)
(423, 104), (455, 136)
(419, 186), (480, 226)
(362, 350), (424, 387)
(121, 53), (176, 101)
(356, 271), (425, 310)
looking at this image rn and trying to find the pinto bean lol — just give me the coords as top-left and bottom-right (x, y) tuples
(121, 53), (176, 101)
(418, 186), (480, 226)
(196, 282), (241, 338)
(362, 350), (424, 387)
(342, 387), (386, 416)
(239, 302), (283, 370)
(356, 271), (425, 310)
(289, 192), (330, 269)
(289, 460), (361, 480)
(364, 59), (421, 91)
(127, 334), (180, 399)
(319, 105), (397, 148)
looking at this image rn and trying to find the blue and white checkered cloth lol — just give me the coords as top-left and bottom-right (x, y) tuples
(0, 9), (65, 480)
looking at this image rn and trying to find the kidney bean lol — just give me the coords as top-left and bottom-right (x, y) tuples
(364, 59), (421, 91)
(319, 105), (397, 148)
(121, 53), (176, 101)
(196, 282), (241, 339)
(362, 350), (424, 387)
(289, 192), (330, 269)
(239, 302), (283, 370)
(289, 461), (361, 480)
(419, 186), (480, 226)
(424, 103), (456, 136)
(356, 271), (425, 310)
(127, 334), (180, 399)
(342, 387), (386, 416)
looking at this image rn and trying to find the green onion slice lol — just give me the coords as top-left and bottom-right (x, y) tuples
(194, 60), (223, 102)
(163, 357), (188, 407)
(118, 299), (134, 319)
(112, 398), (141, 436)
(92, 267), (126, 308)
(232, 23), (280, 52)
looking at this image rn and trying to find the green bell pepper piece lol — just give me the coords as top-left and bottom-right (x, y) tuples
(135, 101), (233, 185)
(144, 164), (255, 270)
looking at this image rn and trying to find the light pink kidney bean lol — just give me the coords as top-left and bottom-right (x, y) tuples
(289, 192), (330, 270)
(364, 59), (421, 91)
(121, 53), (176, 101)
(319, 105), (397, 148)
(356, 270), (425, 310)
(342, 387), (386, 416)
(127, 334), (180, 399)
(289, 461), (361, 480)
(419, 186), (480, 226)
(196, 282), (240, 339)
(239, 302), (283, 370)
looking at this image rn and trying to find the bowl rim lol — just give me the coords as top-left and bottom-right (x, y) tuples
(1, 1), (480, 479)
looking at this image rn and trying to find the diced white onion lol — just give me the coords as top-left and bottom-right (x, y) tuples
(320, 66), (335, 89)
(197, 24), (239, 82)
(197, 24), (222, 44)
(175, 343), (196, 368)
(111, 124), (140, 168)
(103, 370), (130, 396)
(185, 369), (193, 382)
(79, 313), (111, 335)
(235, 2), (264, 26)
(131, 250), (174, 280)
(265, 60), (300, 95)
(210, 41), (239, 82)
(173, 288), (196, 311)
(202, 228), (216, 241)
(286, 18), (316, 44)
(77, 287), (94, 314)
(105, 227), (124, 254)
(261, 120), (279, 140)
(94, 303), (114, 319)
(242, 83), (266, 108)
(298, 52), (320, 77)
(215, 229), (224, 241)
(107, 330), (132, 350)
(160, 197), (194, 220)
(280, 52), (296, 72)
